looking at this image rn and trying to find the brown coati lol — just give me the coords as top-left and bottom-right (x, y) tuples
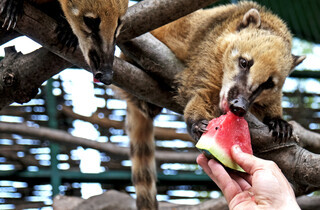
(0, 0), (129, 85)
(120, 1), (305, 210)
(58, 0), (128, 84)
(152, 1), (305, 141)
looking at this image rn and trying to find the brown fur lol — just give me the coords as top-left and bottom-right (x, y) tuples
(58, 0), (129, 84)
(152, 1), (303, 123)
(126, 100), (158, 210)
(31, 0), (55, 4)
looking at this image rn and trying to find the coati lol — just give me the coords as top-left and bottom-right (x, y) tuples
(121, 1), (305, 210)
(0, 0), (128, 85)
(58, 0), (128, 84)
(152, 1), (305, 141)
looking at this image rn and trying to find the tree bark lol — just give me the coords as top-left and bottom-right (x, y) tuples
(118, 33), (185, 87)
(118, 0), (219, 42)
(0, 29), (21, 45)
(290, 120), (320, 154)
(246, 113), (320, 195)
(0, 46), (71, 110)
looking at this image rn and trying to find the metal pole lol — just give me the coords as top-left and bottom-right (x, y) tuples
(45, 78), (61, 197)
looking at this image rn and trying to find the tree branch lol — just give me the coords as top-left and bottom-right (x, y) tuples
(118, 0), (219, 42)
(118, 33), (185, 87)
(290, 120), (320, 154)
(0, 46), (71, 110)
(0, 29), (21, 45)
(246, 113), (320, 195)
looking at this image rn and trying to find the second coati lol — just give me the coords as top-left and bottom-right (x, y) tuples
(121, 1), (305, 209)
(58, 0), (128, 84)
(0, 0), (128, 85)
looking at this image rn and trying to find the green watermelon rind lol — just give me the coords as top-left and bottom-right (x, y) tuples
(196, 135), (245, 172)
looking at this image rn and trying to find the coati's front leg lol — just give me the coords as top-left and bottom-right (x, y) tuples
(184, 94), (219, 141)
(263, 117), (293, 143)
(253, 101), (293, 142)
(0, 0), (23, 29)
(55, 19), (78, 52)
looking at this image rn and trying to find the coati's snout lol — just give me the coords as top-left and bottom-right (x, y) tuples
(229, 97), (249, 117)
(58, 0), (129, 85)
(88, 45), (115, 85)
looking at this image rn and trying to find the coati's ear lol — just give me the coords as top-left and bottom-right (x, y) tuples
(238, 8), (261, 30)
(293, 55), (306, 67)
(289, 54), (306, 74)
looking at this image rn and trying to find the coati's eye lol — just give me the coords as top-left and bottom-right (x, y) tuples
(239, 57), (254, 70)
(262, 77), (275, 90)
(239, 58), (248, 69)
(83, 16), (101, 31)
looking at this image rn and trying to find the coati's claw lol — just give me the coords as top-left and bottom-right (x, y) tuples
(264, 118), (293, 143)
(0, 0), (23, 30)
(55, 21), (78, 52)
(188, 119), (209, 141)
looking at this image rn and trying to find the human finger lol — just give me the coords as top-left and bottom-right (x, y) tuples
(229, 172), (251, 191)
(196, 154), (212, 176)
(231, 145), (269, 175)
(207, 159), (242, 203)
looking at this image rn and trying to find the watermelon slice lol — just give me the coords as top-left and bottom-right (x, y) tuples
(196, 111), (252, 172)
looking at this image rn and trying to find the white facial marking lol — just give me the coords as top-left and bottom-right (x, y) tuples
(71, 7), (80, 16)
(231, 49), (239, 57)
(84, 12), (97, 18)
(219, 80), (236, 112)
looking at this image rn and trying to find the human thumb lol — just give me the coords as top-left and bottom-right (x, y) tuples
(231, 145), (264, 174)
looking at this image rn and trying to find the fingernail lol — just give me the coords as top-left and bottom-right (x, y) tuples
(233, 145), (242, 153)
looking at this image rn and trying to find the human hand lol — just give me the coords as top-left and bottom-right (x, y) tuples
(197, 145), (300, 210)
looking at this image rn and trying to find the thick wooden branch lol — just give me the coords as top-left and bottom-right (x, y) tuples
(118, 33), (185, 87)
(297, 195), (320, 210)
(290, 121), (320, 154)
(246, 113), (320, 195)
(0, 1), (185, 112)
(0, 46), (71, 110)
(118, 0), (219, 42)
(0, 29), (21, 45)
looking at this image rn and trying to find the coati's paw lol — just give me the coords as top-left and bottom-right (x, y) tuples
(187, 119), (209, 141)
(55, 21), (78, 52)
(263, 117), (293, 143)
(0, 0), (23, 30)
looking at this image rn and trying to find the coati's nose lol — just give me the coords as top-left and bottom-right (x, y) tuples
(94, 70), (113, 85)
(229, 97), (249, 117)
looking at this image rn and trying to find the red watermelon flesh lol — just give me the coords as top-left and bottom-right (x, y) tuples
(196, 111), (252, 172)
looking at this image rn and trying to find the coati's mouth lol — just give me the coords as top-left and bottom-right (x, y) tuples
(220, 95), (249, 117)
(89, 49), (115, 85)
(219, 96), (229, 114)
